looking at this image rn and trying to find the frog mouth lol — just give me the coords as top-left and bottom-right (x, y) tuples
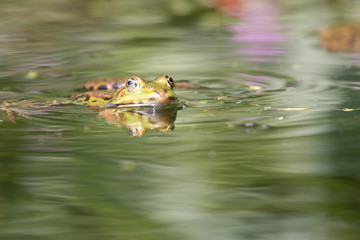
(102, 102), (181, 109)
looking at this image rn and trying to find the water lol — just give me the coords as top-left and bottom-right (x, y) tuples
(1, 0), (360, 239)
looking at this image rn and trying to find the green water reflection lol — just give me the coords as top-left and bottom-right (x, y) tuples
(1, 0), (360, 240)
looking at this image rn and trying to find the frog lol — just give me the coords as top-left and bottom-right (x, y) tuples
(71, 75), (179, 108)
(0, 75), (180, 136)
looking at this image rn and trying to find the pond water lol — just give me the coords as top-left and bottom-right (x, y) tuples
(1, 0), (360, 239)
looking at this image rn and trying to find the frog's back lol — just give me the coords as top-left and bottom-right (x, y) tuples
(85, 77), (128, 91)
(71, 91), (113, 107)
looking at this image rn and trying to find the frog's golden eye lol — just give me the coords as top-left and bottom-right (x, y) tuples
(165, 75), (175, 89)
(126, 77), (140, 91)
(127, 79), (135, 86)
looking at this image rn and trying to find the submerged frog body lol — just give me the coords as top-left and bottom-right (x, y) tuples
(72, 75), (179, 108)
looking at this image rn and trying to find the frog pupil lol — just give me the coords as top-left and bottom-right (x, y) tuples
(127, 80), (135, 86)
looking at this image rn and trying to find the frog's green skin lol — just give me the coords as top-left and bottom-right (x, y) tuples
(72, 75), (179, 108)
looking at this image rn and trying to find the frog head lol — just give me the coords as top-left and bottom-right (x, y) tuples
(108, 75), (179, 107)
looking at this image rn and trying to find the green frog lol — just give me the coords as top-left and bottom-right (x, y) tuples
(1, 75), (180, 136)
(72, 75), (179, 108)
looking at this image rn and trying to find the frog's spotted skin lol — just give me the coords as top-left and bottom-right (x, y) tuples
(85, 77), (128, 91)
(72, 75), (179, 108)
(71, 92), (113, 107)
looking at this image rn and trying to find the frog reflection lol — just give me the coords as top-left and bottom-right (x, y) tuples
(98, 108), (178, 137)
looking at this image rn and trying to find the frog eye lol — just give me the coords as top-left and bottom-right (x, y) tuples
(126, 77), (140, 91)
(165, 76), (175, 88)
(127, 79), (135, 86)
